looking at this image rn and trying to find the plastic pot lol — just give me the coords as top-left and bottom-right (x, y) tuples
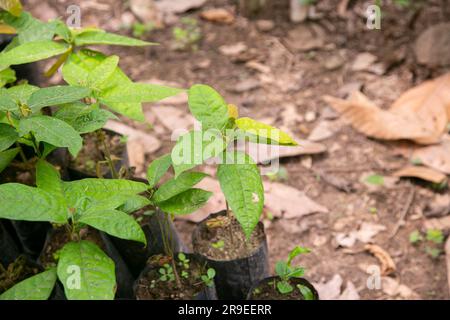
(11, 221), (50, 259)
(68, 129), (129, 180)
(192, 211), (270, 300)
(38, 227), (136, 300)
(134, 253), (217, 300)
(108, 209), (185, 278)
(0, 220), (21, 267)
(246, 276), (319, 300)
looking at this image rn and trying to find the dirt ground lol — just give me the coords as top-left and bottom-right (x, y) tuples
(27, 0), (450, 299)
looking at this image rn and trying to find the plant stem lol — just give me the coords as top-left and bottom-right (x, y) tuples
(158, 213), (182, 288)
(97, 130), (118, 179)
(226, 201), (235, 246)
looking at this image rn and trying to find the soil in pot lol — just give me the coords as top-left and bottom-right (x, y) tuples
(109, 208), (185, 278)
(135, 253), (217, 300)
(247, 277), (319, 300)
(39, 226), (135, 299)
(69, 130), (128, 179)
(0, 256), (40, 295)
(192, 211), (270, 300)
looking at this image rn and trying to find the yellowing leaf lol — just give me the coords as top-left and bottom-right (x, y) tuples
(235, 117), (298, 146)
(0, 0), (22, 16)
(227, 104), (239, 119)
(0, 23), (16, 34)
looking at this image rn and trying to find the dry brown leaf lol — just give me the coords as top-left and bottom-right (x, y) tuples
(365, 244), (396, 276)
(423, 215), (450, 232)
(324, 73), (450, 144)
(200, 8), (234, 24)
(412, 137), (450, 174)
(392, 165), (447, 184)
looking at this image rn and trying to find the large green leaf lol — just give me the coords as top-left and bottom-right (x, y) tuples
(146, 153), (172, 188)
(0, 40), (69, 67)
(188, 84), (229, 131)
(157, 188), (212, 215)
(152, 172), (209, 204)
(74, 30), (155, 47)
(100, 83), (183, 104)
(0, 93), (18, 112)
(0, 268), (57, 300)
(57, 241), (116, 300)
(7, 83), (39, 105)
(36, 159), (65, 203)
(0, 12), (56, 44)
(217, 152), (264, 238)
(0, 147), (19, 173)
(27, 86), (91, 113)
(19, 115), (82, 156)
(171, 130), (226, 178)
(0, 183), (67, 223)
(62, 179), (149, 209)
(235, 117), (298, 146)
(79, 209), (146, 244)
(118, 195), (151, 214)
(0, 67), (15, 87)
(86, 55), (119, 89)
(0, 0), (22, 16)
(0, 123), (18, 151)
(54, 103), (116, 134)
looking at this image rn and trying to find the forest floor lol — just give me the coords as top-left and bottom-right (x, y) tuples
(28, 0), (450, 299)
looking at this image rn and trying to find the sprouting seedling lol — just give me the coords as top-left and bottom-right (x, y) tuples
(211, 240), (225, 250)
(159, 264), (176, 282)
(201, 268), (216, 288)
(274, 246), (315, 299)
(170, 84), (298, 240)
(0, 160), (149, 300)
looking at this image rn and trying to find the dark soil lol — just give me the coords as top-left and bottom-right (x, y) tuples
(0, 256), (40, 294)
(70, 130), (126, 177)
(39, 227), (105, 267)
(249, 277), (317, 300)
(135, 254), (210, 300)
(193, 212), (266, 260)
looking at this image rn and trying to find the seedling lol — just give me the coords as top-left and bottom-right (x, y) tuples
(211, 240), (225, 250)
(159, 264), (176, 282)
(131, 22), (155, 39)
(201, 269), (216, 288)
(409, 230), (423, 245)
(0, 160), (149, 300)
(274, 246), (314, 299)
(172, 17), (201, 51)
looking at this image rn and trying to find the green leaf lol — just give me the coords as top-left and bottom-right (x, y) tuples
(152, 172), (209, 203)
(118, 195), (151, 214)
(36, 159), (65, 202)
(275, 261), (288, 278)
(0, 147), (19, 173)
(147, 153), (172, 188)
(217, 152), (264, 238)
(188, 84), (229, 130)
(86, 55), (119, 89)
(27, 86), (91, 113)
(0, 40), (69, 67)
(78, 209), (146, 244)
(287, 246), (310, 266)
(55, 103), (116, 134)
(7, 83), (39, 105)
(0, 183), (67, 223)
(74, 30), (156, 47)
(0, 123), (18, 152)
(277, 280), (293, 294)
(235, 117), (298, 146)
(426, 229), (444, 244)
(298, 284), (315, 300)
(62, 179), (148, 208)
(0, 67), (16, 87)
(0, 268), (57, 300)
(0, 93), (18, 112)
(1, 12), (57, 44)
(157, 188), (212, 215)
(287, 267), (305, 278)
(100, 83), (183, 104)
(0, 0), (22, 16)
(19, 115), (82, 156)
(364, 174), (384, 186)
(54, 19), (71, 42)
(171, 130), (226, 178)
(57, 241), (116, 300)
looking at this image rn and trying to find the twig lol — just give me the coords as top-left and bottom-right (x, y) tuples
(390, 188), (415, 239)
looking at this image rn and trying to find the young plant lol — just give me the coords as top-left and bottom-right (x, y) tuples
(274, 246), (314, 299)
(0, 160), (150, 299)
(172, 17), (201, 51)
(170, 84), (298, 240)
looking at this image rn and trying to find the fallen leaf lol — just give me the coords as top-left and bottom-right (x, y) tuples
(324, 73), (450, 144)
(308, 120), (340, 142)
(335, 222), (386, 248)
(393, 165), (447, 184)
(154, 0), (207, 14)
(365, 244), (396, 276)
(412, 137), (450, 174)
(313, 274), (360, 300)
(382, 277), (420, 299)
(351, 52), (378, 72)
(130, 0), (162, 26)
(423, 215), (450, 232)
(147, 106), (195, 132)
(339, 281), (360, 300)
(424, 194), (450, 218)
(200, 8), (234, 24)
(219, 42), (247, 56)
(263, 182), (329, 219)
